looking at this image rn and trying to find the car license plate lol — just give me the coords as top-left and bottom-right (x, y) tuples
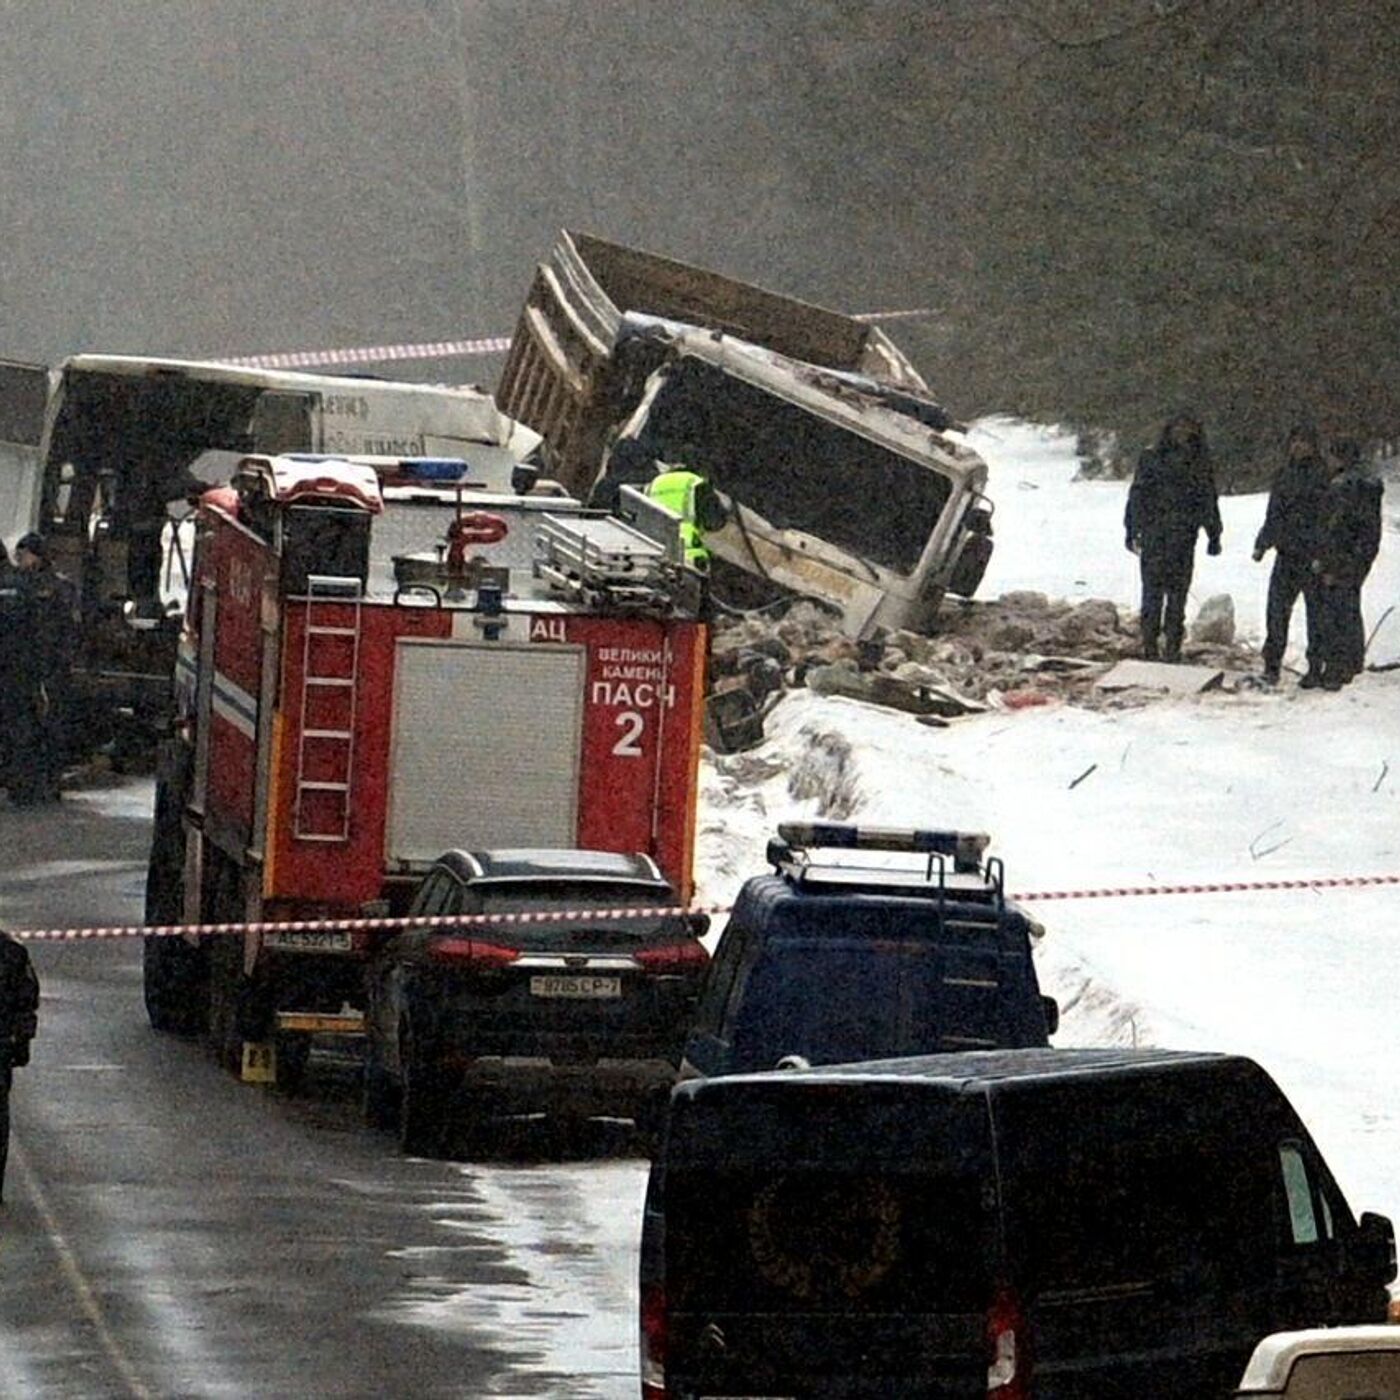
(263, 930), (353, 952)
(529, 975), (622, 999)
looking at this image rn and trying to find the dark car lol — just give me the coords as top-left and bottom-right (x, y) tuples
(681, 822), (1057, 1080)
(640, 1049), (1397, 1400)
(363, 848), (708, 1155)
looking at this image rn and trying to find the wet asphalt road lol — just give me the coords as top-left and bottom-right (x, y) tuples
(0, 780), (634, 1399)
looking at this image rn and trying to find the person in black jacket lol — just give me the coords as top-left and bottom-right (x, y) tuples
(0, 929), (39, 1203)
(1253, 424), (1329, 685)
(0, 543), (25, 791)
(1312, 439), (1384, 690)
(12, 532), (78, 805)
(1124, 415), (1223, 661)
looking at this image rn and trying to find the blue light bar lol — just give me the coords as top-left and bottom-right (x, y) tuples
(396, 457), (470, 481)
(774, 822), (990, 861)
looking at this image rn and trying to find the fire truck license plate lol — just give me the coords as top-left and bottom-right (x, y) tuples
(263, 930), (353, 952)
(529, 975), (622, 999)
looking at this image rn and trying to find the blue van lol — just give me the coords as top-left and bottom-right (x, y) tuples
(680, 823), (1057, 1079)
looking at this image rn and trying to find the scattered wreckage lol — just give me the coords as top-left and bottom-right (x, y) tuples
(704, 590), (1262, 751)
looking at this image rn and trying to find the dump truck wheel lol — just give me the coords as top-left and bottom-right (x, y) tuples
(205, 936), (245, 1074)
(274, 1032), (312, 1093)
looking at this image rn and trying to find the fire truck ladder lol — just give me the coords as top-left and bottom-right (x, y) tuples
(293, 574), (364, 843)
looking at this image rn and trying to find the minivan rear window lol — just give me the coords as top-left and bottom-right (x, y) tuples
(996, 1075), (1276, 1295)
(667, 1084), (995, 1315)
(729, 938), (1005, 1066)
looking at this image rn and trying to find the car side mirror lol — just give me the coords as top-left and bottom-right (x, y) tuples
(1355, 1211), (1397, 1284)
(687, 912), (711, 938)
(1042, 995), (1060, 1036)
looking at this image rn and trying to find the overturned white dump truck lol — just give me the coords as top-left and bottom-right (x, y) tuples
(496, 231), (994, 637)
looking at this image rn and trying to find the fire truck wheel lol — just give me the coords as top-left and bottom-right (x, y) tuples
(274, 1033), (312, 1093)
(399, 1027), (450, 1159)
(361, 1043), (400, 1130)
(144, 778), (186, 928)
(206, 938), (246, 1074)
(142, 937), (207, 1036)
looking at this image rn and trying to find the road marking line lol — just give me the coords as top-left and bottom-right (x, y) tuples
(12, 1139), (154, 1400)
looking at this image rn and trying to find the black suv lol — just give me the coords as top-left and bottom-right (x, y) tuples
(362, 848), (708, 1155)
(681, 822), (1057, 1079)
(641, 1049), (1397, 1399)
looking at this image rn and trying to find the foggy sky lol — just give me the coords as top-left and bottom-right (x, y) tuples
(1, 2), (918, 382)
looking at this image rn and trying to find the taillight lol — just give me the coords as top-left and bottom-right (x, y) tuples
(634, 942), (709, 972)
(427, 938), (520, 966)
(986, 1285), (1030, 1397)
(640, 1281), (668, 1399)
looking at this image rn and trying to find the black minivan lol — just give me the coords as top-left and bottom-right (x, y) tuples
(681, 823), (1057, 1080)
(640, 1049), (1396, 1399)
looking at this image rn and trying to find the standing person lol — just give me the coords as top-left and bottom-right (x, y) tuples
(1312, 439), (1384, 690)
(1253, 424), (1330, 685)
(0, 928), (39, 1203)
(13, 532), (78, 804)
(1124, 415), (1223, 662)
(0, 543), (25, 791)
(646, 464), (728, 571)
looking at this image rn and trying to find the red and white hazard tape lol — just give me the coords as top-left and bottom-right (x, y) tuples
(9, 874), (1398, 942)
(223, 335), (513, 371)
(1011, 874), (1400, 903)
(218, 309), (943, 371)
(850, 308), (940, 324)
(13, 904), (731, 943)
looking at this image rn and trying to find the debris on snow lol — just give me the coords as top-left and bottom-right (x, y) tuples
(1095, 659), (1226, 695)
(1191, 593), (1237, 644)
(785, 725), (860, 819)
(709, 585), (1259, 748)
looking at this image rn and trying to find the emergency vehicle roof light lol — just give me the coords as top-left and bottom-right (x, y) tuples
(393, 457), (471, 482)
(770, 822), (991, 872)
(234, 455), (384, 514)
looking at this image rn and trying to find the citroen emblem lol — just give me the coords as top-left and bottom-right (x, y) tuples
(699, 1322), (727, 1355)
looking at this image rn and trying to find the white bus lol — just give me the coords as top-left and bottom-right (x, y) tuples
(0, 353), (540, 734)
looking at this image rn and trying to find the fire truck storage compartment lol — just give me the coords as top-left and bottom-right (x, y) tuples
(386, 638), (585, 864)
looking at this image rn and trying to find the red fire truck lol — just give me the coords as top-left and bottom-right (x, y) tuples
(143, 453), (707, 1081)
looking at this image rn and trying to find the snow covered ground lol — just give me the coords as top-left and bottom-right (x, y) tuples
(451, 422), (1400, 1394)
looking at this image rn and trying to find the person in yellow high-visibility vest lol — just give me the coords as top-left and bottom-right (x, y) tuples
(646, 466), (728, 570)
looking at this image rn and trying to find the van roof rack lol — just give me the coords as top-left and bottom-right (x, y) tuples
(767, 821), (1005, 912)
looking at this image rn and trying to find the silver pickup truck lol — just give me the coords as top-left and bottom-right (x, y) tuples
(1238, 1326), (1400, 1397)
